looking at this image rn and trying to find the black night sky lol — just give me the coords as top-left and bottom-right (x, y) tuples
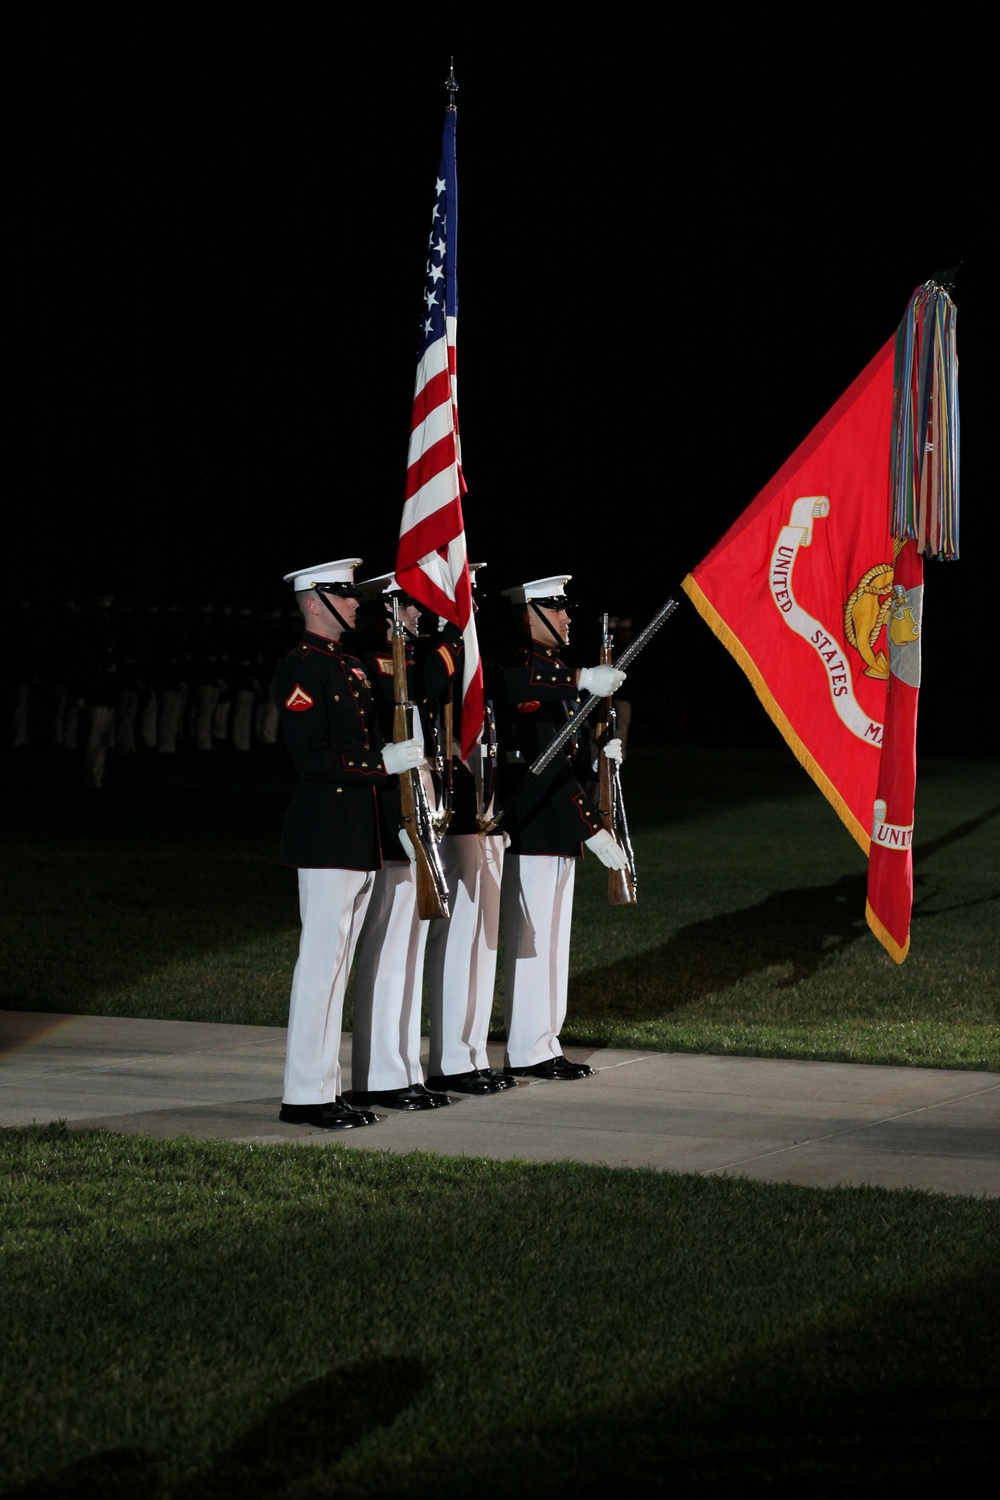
(11, 6), (993, 745)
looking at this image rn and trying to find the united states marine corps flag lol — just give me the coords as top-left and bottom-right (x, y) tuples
(682, 282), (959, 962)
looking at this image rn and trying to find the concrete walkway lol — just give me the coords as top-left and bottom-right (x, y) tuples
(2, 1010), (997, 1198)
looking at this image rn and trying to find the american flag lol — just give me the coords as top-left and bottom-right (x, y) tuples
(395, 105), (484, 760)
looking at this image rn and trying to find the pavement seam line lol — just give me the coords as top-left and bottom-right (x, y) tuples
(593, 1054), (665, 1073)
(705, 1086), (1000, 1173)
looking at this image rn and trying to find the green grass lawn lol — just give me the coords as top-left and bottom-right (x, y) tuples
(2, 748), (998, 1495)
(1, 743), (996, 1069)
(1, 1125), (998, 1497)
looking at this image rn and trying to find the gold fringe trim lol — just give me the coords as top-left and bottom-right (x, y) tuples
(865, 898), (909, 964)
(680, 574), (871, 855)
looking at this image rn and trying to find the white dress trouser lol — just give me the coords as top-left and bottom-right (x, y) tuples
(257, 699), (279, 745)
(84, 706), (115, 789)
(232, 689), (254, 751)
(501, 854), (576, 1068)
(116, 692), (139, 754)
(351, 862), (428, 1091)
(283, 867), (374, 1104)
(425, 832), (504, 1075)
(157, 688), (186, 753)
(140, 690), (158, 749)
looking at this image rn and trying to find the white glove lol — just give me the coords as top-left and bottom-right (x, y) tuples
(382, 736), (424, 776)
(585, 828), (629, 870)
(397, 828), (417, 863)
(578, 664), (626, 696)
(592, 737), (623, 773)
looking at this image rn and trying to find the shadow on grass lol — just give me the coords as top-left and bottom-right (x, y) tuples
(8, 1264), (996, 1498)
(381, 1261), (1000, 1497)
(913, 802), (1000, 863)
(571, 804), (1000, 1021)
(570, 870), (871, 1017)
(4, 1358), (431, 1499)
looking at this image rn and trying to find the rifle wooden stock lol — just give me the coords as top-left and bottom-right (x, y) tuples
(439, 687), (454, 834)
(391, 612), (450, 921)
(596, 614), (637, 904)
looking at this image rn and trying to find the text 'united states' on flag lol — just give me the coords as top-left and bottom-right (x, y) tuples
(395, 103), (484, 761)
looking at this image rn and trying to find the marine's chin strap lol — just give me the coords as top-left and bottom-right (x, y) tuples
(313, 585), (354, 635)
(529, 600), (569, 649)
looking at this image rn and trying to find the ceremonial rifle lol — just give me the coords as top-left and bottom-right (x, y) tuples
(595, 613), (637, 904)
(480, 596), (680, 832)
(392, 600), (450, 919)
(438, 685), (455, 835)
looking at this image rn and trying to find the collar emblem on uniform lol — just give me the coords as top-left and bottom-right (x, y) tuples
(284, 684), (314, 711)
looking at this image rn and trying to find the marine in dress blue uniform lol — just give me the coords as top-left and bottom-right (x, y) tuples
(424, 566), (516, 1096)
(499, 576), (627, 1080)
(348, 575), (462, 1111)
(274, 559), (423, 1131)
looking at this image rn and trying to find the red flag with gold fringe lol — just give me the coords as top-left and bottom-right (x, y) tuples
(682, 283), (959, 962)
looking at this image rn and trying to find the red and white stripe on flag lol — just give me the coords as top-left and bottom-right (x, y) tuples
(396, 110), (483, 760)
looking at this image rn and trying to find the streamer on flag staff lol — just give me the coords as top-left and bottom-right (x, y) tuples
(891, 281), (960, 559)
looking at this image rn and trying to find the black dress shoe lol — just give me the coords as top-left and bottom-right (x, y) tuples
(350, 1083), (454, 1111)
(484, 1067), (520, 1089)
(508, 1057), (594, 1081)
(279, 1099), (379, 1129)
(426, 1069), (507, 1096)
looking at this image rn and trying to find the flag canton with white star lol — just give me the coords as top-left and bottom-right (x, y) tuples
(417, 111), (457, 357)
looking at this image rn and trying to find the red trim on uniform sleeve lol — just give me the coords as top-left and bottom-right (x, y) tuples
(340, 751), (385, 778)
(572, 792), (601, 832)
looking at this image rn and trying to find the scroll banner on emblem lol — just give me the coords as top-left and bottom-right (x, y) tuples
(682, 338), (895, 856)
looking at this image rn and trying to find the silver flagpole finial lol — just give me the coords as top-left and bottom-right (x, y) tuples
(445, 57), (458, 110)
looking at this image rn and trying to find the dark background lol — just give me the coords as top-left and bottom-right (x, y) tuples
(10, 4), (994, 748)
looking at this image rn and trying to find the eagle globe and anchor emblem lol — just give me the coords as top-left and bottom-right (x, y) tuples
(843, 536), (922, 683)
